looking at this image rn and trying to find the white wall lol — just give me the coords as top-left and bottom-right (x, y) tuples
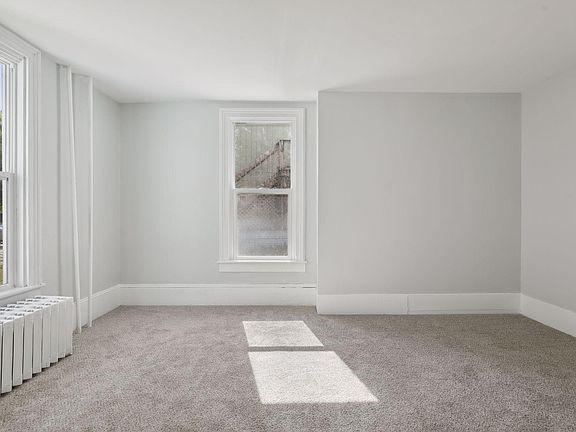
(522, 67), (576, 313)
(93, 90), (122, 294)
(37, 55), (120, 302)
(120, 101), (317, 285)
(26, 52), (576, 324)
(39, 54), (61, 297)
(318, 91), (521, 298)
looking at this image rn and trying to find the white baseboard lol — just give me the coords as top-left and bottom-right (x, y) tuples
(72, 286), (576, 338)
(408, 293), (520, 314)
(316, 292), (520, 315)
(78, 284), (122, 326)
(521, 294), (576, 337)
(117, 284), (317, 306)
(7, 282), (316, 315)
(74, 283), (315, 326)
(81, 288), (519, 316)
(316, 294), (408, 314)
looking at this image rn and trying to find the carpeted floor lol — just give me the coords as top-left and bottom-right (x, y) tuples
(0, 306), (575, 431)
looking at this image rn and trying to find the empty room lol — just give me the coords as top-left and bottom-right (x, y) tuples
(0, 1), (575, 431)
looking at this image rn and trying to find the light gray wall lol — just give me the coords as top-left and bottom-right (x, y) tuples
(318, 91), (520, 295)
(120, 101), (317, 285)
(521, 67), (576, 313)
(39, 54), (61, 297)
(93, 89), (122, 293)
(38, 55), (120, 300)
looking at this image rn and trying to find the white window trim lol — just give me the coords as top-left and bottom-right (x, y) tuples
(0, 25), (42, 299)
(219, 108), (305, 273)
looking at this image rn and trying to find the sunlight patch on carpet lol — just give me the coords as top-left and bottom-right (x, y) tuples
(248, 351), (378, 404)
(243, 321), (323, 347)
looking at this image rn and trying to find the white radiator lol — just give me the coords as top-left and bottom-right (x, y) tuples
(0, 296), (74, 394)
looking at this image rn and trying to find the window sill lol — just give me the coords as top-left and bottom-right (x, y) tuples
(218, 260), (306, 273)
(0, 283), (45, 302)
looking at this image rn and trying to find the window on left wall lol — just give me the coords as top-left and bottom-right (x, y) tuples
(0, 25), (41, 296)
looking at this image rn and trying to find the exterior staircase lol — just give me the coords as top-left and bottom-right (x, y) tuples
(236, 139), (290, 188)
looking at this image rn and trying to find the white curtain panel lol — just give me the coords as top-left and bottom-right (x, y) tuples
(57, 66), (94, 331)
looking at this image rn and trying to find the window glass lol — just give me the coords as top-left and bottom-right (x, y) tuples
(237, 193), (288, 256)
(0, 63), (5, 284)
(235, 123), (291, 189)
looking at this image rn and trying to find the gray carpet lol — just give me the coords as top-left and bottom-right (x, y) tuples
(0, 306), (575, 431)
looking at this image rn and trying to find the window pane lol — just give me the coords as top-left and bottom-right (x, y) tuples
(0, 64), (4, 284)
(1, 63), (3, 170)
(0, 179), (4, 285)
(237, 194), (288, 256)
(235, 123), (291, 188)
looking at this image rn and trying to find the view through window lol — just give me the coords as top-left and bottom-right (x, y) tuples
(234, 123), (291, 257)
(0, 63), (4, 284)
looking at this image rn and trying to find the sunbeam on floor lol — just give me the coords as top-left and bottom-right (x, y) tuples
(243, 320), (378, 404)
(243, 320), (324, 347)
(249, 351), (379, 404)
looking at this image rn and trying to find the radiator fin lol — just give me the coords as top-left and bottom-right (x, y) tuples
(0, 296), (74, 394)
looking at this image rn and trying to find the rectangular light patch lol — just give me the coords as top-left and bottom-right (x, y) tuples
(243, 321), (323, 347)
(249, 351), (378, 404)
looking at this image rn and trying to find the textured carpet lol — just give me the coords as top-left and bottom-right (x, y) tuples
(0, 306), (575, 431)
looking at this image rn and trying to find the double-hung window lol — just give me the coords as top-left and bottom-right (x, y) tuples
(219, 109), (305, 272)
(0, 25), (41, 297)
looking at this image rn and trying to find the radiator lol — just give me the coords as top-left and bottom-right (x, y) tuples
(0, 296), (74, 394)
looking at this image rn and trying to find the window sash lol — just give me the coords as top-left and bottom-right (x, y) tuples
(233, 189), (291, 261)
(1, 60), (16, 288)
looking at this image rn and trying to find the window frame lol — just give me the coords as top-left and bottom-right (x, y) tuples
(219, 108), (305, 272)
(0, 25), (42, 299)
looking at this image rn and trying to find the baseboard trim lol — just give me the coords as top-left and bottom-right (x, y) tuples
(117, 284), (317, 306)
(72, 287), (576, 338)
(77, 288), (519, 315)
(78, 284), (122, 326)
(75, 283), (316, 324)
(408, 293), (520, 314)
(316, 294), (408, 314)
(521, 294), (576, 337)
(316, 292), (521, 315)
